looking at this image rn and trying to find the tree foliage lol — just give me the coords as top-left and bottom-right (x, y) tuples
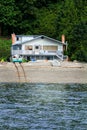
(0, 0), (87, 61)
(68, 21), (87, 62)
(0, 38), (11, 61)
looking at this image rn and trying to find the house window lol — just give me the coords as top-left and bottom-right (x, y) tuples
(43, 46), (57, 51)
(41, 36), (44, 39)
(29, 47), (32, 50)
(13, 45), (21, 50)
(16, 37), (19, 41)
(25, 46), (32, 50)
(35, 46), (39, 49)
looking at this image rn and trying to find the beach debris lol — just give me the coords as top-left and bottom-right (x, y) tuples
(51, 60), (61, 67)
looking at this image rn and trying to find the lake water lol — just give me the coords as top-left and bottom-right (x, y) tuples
(0, 83), (87, 130)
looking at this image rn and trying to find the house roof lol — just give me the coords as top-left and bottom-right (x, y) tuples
(13, 35), (66, 46)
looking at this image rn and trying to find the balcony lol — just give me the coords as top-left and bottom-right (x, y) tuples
(12, 50), (58, 55)
(11, 50), (63, 60)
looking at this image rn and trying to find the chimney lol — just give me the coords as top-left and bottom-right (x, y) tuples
(11, 33), (16, 44)
(62, 34), (65, 43)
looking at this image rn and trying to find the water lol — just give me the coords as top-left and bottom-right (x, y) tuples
(0, 83), (87, 130)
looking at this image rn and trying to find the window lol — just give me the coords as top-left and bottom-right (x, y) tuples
(43, 46), (57, 51)
(25, 46), (32, 50)
(35, 46), (39, 49)
(16, 37), (19, 41)
(13, 45), (21, 50)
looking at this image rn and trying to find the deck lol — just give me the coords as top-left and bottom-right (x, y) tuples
(11, 50), (64, 60)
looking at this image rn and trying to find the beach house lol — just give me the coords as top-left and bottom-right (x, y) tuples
(11, 34), (67, 61)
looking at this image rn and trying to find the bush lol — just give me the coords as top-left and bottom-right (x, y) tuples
(22, 58), (28, 62)
(75, 49), (87, 62)
(0, 38), (11, 61)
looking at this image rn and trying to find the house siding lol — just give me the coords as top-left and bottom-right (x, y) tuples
(11, 35), (66, 61)
(22, 38), (60, 52)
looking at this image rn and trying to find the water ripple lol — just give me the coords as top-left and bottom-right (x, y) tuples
(0, 83), (87, 130)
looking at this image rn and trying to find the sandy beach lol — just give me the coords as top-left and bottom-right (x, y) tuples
(0, 60), (87, 83)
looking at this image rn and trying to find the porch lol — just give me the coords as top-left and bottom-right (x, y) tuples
(11, 50), (63, 60)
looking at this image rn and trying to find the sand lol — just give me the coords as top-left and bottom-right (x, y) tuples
(0, 61), (87, 83)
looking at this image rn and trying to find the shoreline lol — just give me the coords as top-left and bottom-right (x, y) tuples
(0, 61), (87, 84)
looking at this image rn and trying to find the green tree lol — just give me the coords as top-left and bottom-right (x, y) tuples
(15, 0), (38, 34)
(0, 0), (20, 35)
(68, 21), (87, 61)
(56, 0), (78, 40)
(33, 8), (57, 37)
(0, 38), (11, 61)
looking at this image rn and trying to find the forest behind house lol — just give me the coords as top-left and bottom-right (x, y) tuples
(0, 0), (87, 62)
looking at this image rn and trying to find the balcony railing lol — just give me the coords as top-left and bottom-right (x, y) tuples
(11, 50), (64, 60)
(12, 50), (57, 55)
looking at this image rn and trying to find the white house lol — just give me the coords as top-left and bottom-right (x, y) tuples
(11, 34), (67, 61)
